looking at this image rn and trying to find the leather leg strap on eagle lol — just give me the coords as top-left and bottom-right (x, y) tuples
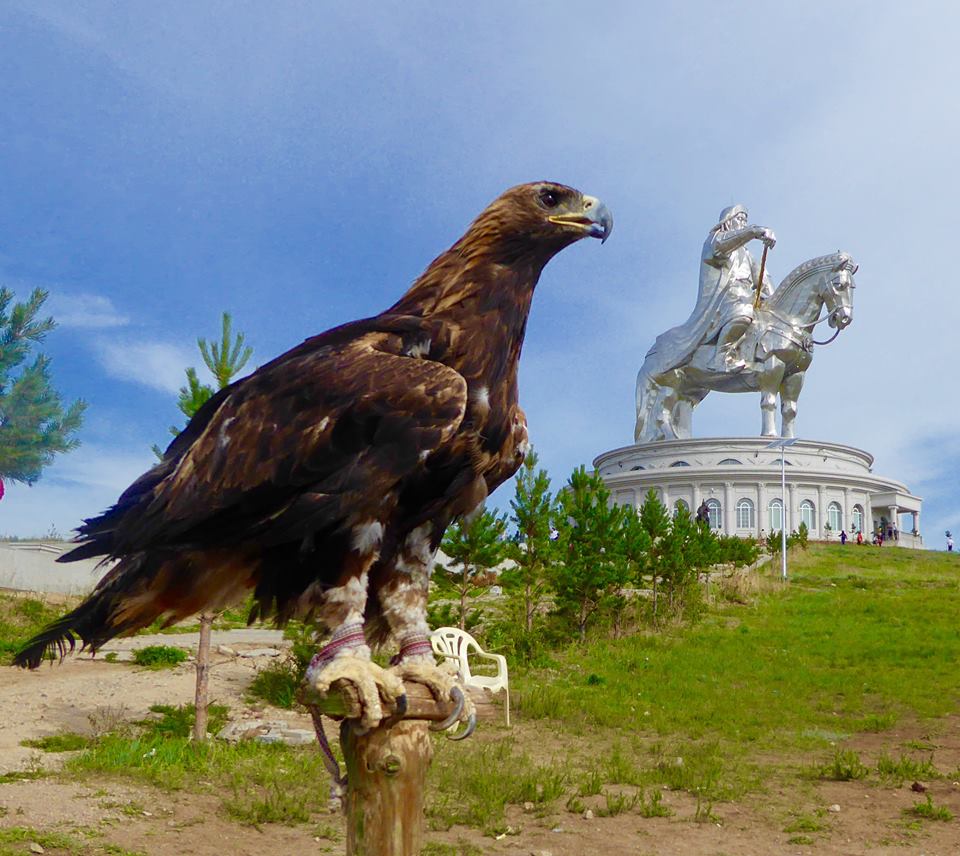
(13, 181), (611, 791)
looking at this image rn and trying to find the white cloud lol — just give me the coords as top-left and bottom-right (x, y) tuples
(49, 293), (129, 329)
(0, 444), (155, 538)
(95, 339), (199, 394)
(47, 443), (155, 493)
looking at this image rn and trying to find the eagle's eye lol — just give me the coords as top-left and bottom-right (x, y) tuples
(539, 189), (560, 209)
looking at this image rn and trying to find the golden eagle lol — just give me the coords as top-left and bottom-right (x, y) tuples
(15, 181), (611, 735)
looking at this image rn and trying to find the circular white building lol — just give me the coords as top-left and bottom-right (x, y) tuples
(595, 437), (922, 547)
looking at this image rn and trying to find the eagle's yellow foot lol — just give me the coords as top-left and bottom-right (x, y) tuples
(307, 650), (406, 731)
(392, 660), (477, 740)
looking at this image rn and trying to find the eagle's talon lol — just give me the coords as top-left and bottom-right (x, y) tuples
(381, 692), (408, 729)
(308, 653), (406, 730)
(429, 684), (465, 732)
(447, 709), (477, 741)
(391, 660), (476, 735)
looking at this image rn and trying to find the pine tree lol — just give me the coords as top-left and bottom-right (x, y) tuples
(199, 311), (253, 390)
(619, 504), (652, 636)
(649, 504), (716, 621)
(436, 509), (508, 630)
(0, 288), (85, 484)
(153, 312), (252, 457)
(551, 466), (628, 641)
(658, 505), (699, 613)
(638, 488), (670, 621)
(502, 449), (557, 633)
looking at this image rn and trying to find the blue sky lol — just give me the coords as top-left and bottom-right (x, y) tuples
(1, 2), (957, 546)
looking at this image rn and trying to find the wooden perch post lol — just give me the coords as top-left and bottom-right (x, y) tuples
(300, 680), (498, 856)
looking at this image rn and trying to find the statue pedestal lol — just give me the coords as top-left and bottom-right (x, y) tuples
(594, 437), (922, 546)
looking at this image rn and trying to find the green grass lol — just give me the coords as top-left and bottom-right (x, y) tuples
(638, 788), (671, 817)
(876, 752), (939, 784)
(20, 732), (91, 752)
(784, 811), (828, 833)
(0, 826), (145, 856)
(246, 620), (318, 708)
(131, 645), (188, 668)
(247, 658), (301, 708)
(595, 790), (639, 816)
(512, 545), (960, 800)
(66, 733), (334, 825)
(54, 701), (331, 826)
(421, 842), (484, 856)
(142, 703), (230, 737)
(816, 748), (869, 781)
(428, 738), (569, 835)
(0, 770), (44, 784)
(0, 595), (64, 664)
(905, 794), (953, 821)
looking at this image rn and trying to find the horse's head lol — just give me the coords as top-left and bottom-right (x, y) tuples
(822, 254), (857, 330)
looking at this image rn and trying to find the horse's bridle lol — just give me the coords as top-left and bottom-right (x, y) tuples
(801, 272), (853, 346)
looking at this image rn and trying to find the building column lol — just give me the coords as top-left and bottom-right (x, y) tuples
(865, 495), (874, 537)
(692, 483), (702, 514)
(843, 487), (852, 534)
(817, 486), (826, 538)
(912, 509), (920, 535)
(724, 482), (734, 535)
(888, 505), (899, 538)
(788, 483), (798, 533)
(758, 482), (767, 538)
(662, 486), (671, 514)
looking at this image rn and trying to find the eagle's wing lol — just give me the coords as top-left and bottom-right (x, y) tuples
(105, 321), (467, 552)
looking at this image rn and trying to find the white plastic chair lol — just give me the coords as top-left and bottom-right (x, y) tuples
(430, 626), (510, 726)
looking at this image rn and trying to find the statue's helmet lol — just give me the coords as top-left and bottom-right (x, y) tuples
(716, 204), (747, 227)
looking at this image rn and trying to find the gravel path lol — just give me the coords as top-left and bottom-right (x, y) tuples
(100, 628), (286, 651)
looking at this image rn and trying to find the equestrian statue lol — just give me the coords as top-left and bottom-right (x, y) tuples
(635, 205), (857, 443)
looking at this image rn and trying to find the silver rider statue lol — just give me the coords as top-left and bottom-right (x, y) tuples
(695, 205), (777, 373)
(635, 205), (857, 443)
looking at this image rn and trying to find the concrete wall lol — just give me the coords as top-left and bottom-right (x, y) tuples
(0, 542), (111, 595)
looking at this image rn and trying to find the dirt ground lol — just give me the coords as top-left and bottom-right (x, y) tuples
(2, 649), (959, 855)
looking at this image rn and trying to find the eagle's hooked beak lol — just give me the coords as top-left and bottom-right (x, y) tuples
(549, 195), (613, 243)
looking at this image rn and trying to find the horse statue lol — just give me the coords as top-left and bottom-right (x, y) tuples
(635, 252), (857, 442)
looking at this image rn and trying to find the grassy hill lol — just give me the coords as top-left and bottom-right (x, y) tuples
(429, 544), (960, 829)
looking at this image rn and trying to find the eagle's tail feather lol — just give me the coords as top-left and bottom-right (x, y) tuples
(12, 577), (145, 669)
(14, 549), (257, 670)
(56, 535), (114, 563)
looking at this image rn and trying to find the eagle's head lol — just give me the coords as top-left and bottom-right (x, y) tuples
(459, 181), (613, 265)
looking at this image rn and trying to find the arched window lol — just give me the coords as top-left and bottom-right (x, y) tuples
(674, 499), (689, 517)
(705, 498), (722, 530)
(736, 498), (755, 529)
(629, 465), (645, 471)
(852, 505), (864, 533)
(800, 500), (816, 531)
(768, 498), (784, 531)
(828, 502), (843, 531)
(670, 460), (690, 467)
(718, 458), (743, 465)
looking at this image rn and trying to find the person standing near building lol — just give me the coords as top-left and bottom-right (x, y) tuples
(948, 532), (954, 552)
(840, 529), (847, 545)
